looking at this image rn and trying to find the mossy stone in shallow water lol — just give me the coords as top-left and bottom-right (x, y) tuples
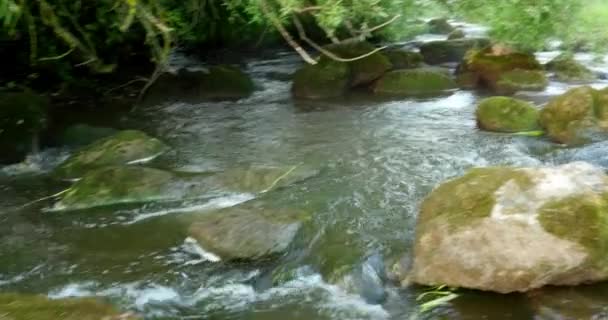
(322, 41), (392, 87)
(476, 96), (540, 133)
(0, 293), (138, 319)
(384, 49), (423, 70)
(292, 59), (350, 99)
(495, 69), (548, 94)
(546, 53), (596, 82)
(54, 130), (169, 179)
(373, 68), (456, 96)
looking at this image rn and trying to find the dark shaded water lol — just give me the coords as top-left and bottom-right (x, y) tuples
(3, 28), (608, 319)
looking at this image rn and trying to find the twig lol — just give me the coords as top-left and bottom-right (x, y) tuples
(38, 47), (74, 61)
(18, 188), (71, 209)
(105, 77), (148, 95)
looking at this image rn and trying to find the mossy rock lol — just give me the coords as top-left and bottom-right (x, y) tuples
(419, 38), (491, 64)
(540, 86), (608, 145)
(427, 18), (455, 34)
(146, 65), (254, 103)
(476, 97), (540, 133)
(407, 162), (608, 293)
(188, 201), (310, 260)
(322, 41), (392, 87)
(458, 47), (545, 93)
(0, 293), (138, 320)
(447, 29), (466, 40)
(52, 166), (179, 211)
(59, 124), (119, 148)
(384, 49), (423, 70)
(546, 53), (595, 82)
(54, 130), (169, 179)
(373, 68), (456, 96)
(0, 90), (48, 164)
(495, 69), (548, 94)
(292, 59), (350, 99)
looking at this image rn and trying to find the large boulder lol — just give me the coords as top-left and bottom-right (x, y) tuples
(373, 68), (456, 96)
(476, 97), (540, 133)
(546, 53), (595, 82)
(384, 49), (423, 70)
(419, 38), (491, 64)
(52, 166), (179, 211)
(188, 202), (309, 260)
(322, 41), (392, 87)
(146, 65), (254, 103)
(292, 59), (350, 99)
(427, 18), (455, 34)
(0, 293), (138, 319)
(54, 130), (169, 179)
(0, 90), (48, 164)
(405, 162), (608, 293)
(540, 86), (608, 145)
(457, 47), (547, 93)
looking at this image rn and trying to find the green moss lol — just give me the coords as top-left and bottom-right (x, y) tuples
(373, 68), (456, 96)
(476, 96), (540, 132)
(384, 49), (423, 70)
(54, 130), (169, 179)
(292, 59), (350, 99)
(538, 194), (608, 269)
(496, 69), (548, 93)
(417, 167), (533, 234)
(54, 166), (175, 211)
(322, 41), (392, 87)
(546, 53), (595, 82)
(0, 293), (138, 320)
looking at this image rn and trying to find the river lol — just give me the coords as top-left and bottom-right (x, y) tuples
(2, 27), (608, 319)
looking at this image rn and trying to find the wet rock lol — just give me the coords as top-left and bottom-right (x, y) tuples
(447, 29), (466, 40)
(419, 38), (490, 64)
(292, 59), (350, 99)
(52, 166), (180, 211)
(540, 86), (608, 145)
(188, 202), (309, 260)
(323, 41), (392, 87)
(0, 293), (138, 319)
(146, 65), (254, 103)
(373, 68), (456, 96)
(456, 46), (547, 94)
(427, 18), (455, 34)
(340, 253), (388, 304)
(476, 97), (540, 133)
(0, 90), (48, 164)
(405, 162), (608, 293)
(59, 124), (118, 148)
(210, 164), (319, 193)
(384, 49), (423, 70)
(546, 52), (595, 82)
(54, 130), (169, 179)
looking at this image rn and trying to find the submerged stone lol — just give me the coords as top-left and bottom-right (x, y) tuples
(373, 68), (456, 96)
(405, 162), (608, 293)
(0, 90), (49, 164)
(540, 86), (608, 145)
(476, 96), (540, 133)
(211, 165), (319, 193)
(546, 53), (595, 82)
(54, 130), (169, 179)
(188, 202), (309, 260)
(0, 293), (138, 320)
(419, 38), (490, 64)
(292, 59), (350, 99)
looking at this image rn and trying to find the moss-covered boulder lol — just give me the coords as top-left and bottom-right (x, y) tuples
(0, 90), (48, 164)
(322, 41), (392, 87)
(292, 59), (350, 99)
(373, 68), (456, 96)
(384, 49), (423, 70)
(54, 130), (169, 179)
(52, 166), (179, 211)
(0, 293), (138, 319)
(540, 86), (608, 145)
(146, 65), (254, 103)
(419, 38), (491, 64)
(457, 47), (547, 93)
(403, 162), (608, 293)
(210, 165), (319, 193)
(546, 53), (595, 82)
(188, 202), (309, 260)
(476, 97), (540, 133)
(447, 29), (466, 40)
(427, 18), (455, 34)
(59, 124), (118, 148)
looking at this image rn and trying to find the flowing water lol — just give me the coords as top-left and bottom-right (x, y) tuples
(3, 35), (608, 319)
